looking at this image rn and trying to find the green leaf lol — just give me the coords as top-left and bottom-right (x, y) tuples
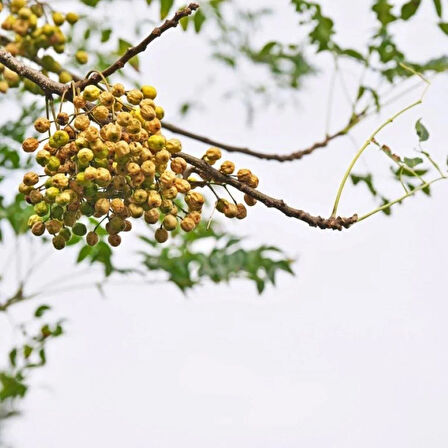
(193, 9), (206, 33)
(415, 118), (430, 141)
(9, 349), (17, 368)
(81, 0), (102, 6)
(0, 373), (27, 401)
(401, 0), (421, 20)
(160, 0), (175, 19)
(180, 16), (189, 31)
(101, 29), (112, 43)
(117, 39), (140, 72)
(433, 0), (443, 17)
(34, 304), (51, 318)
(404, 157), (423, 168)
(372, 0), (397, 26)
(438, 22), (448, 35)
(77, 245), (92, 262)
(350, 173), (377, 197)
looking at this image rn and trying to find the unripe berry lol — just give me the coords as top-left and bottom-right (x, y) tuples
(170, 157), (187, 174)
(73, 95), (86, 109)
(166, 138), (182, 154)
(155, 106), (165, 120)
(82, 85), (100, 101)
(111, 198), (126, 215)
(247, 174), (259, 188)
(205, 147), (221, 162)
(155, 227), (168, 243)
(141, 85), (157, 99)
(92, 105), (109, 123)
(34, 117), (51, 133)
(140, 104), (156, 121)
(19, 182), (33, 194)
(59, 227), (72, 241)
(78, 148), (94, 165)
(180, 217), (195, 232)
(55, 191), (71, 206)
(224, 203), (238, 218)
(59, 71), (73, 83)
(148, 135), (166, 153)
(185, 192), (205, 211)
(72, 222), (87, 236)
(144, 208), (160, 224)
(236, 203), (247, 219)
(66, 12), (79, 24)
(76, 50), (88, 65)
(57, 112), (70, 126)
(155, 149), (170, 165)
(117, 112), (132, 127)
(52, 12), (65, 26)
(111, 83), (125, 97)
(46, 156), (61, 172)
(133, 188), (148, 204)
(23, 172), (39, 186)
(80, 202), (94, 216)
(108, 234), (121, 247)
(95, 198), (110, 215)
(99, 91), (115, 107)
(128, 203), (144, 218)
(28, 214), (42, 228)
(74, 114), (90, 131)
(220, 161), (235, 175)
(162, 214), (178, 231)
(29, 189), (43, 204)
(127, 89), (143, 105)
(52, 130), (69, 147)
(46, 219), (62, 235)
(86, 231), (99, 246)
(22, 137), (39, 153)
(216, 198), (229, 213)
(174, 178), (191, 194)
(147, 191), (162, 208)
(45, 187), (60, 202)
(237, 169), (252, 184)
(31, 221), (45, 236)
(52, 234), (66, 250)
(244, 194), (257, 207)
(34, 201), (49, 216)
(126, 118), (141, 134)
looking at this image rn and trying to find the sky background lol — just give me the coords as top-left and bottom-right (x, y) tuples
(1, 0), (448, 446)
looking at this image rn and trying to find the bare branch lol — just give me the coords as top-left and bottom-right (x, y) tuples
(0, 49), (66, 95)
(164, 117), (360, 162)
(75, 3), (200, 90)
(178, 152), (358, 230)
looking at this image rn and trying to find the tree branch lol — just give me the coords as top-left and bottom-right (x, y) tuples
(75, 3), (200, 90)
(178, 152), (358, 230)
(0, 49), (66, 95)
(164, 117), (360, 162)
(0, 36), (358, 230)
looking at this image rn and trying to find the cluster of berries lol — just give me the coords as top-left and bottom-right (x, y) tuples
(0, 0), (82, 92)
(19, 80), (258, 250)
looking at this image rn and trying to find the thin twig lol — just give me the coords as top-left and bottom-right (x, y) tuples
(75, 3), (200, 90)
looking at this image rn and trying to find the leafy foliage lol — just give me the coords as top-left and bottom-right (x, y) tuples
(140, 221), (294, 293)
(0, 306), (63, 414)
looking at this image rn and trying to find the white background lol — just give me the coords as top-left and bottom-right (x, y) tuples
(1, 0), (448, 446)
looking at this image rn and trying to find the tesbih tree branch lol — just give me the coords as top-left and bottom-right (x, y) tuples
(179, 152), (358, 230)
(163, 114), (361, 162)
(75, 3), (200, 91)
(0, 49), (358, 230)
